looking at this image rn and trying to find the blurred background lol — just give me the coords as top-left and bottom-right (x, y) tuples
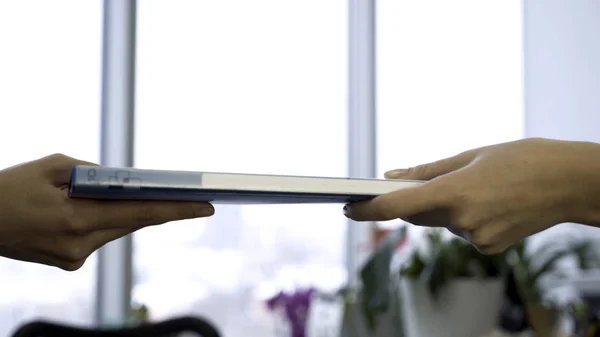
(0, 0), (598, 336)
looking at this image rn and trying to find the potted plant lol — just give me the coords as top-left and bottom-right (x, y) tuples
(509, 237), (600, 337)
(359, 226), (600, 337)
(357, 226), (408, 336)
(392, 228), (509, 337)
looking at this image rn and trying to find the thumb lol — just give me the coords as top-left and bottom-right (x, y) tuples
(384, 150), (477, 181)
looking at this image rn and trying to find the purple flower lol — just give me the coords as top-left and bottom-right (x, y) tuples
(266, 291), (288, 311)
(266, 288), (317, 337)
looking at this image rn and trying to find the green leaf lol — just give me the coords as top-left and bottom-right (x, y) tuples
(359, 226), (408, 330)
(419, 230), (449, 301)
(400, 252), (425, 277)
(360, 299), (377, 332)
(420, 248), (447, 301)
(570, 240), (600, 270)
(532, 238), (570, 260)
(389, 275), (405, 335)
(404, 229), (512, 299)
(513, 240), (527, 261)
(530, 248), (571, 282)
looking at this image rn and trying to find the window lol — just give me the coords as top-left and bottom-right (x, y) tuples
(376, 0), (524, 233)
(0, 0), (101, 334)
(133, 1), (347, 336)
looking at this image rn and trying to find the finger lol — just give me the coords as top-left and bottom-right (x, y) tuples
(403, 208), (453, 227)
(72, 199), (215, 230)
(344, 181), (450, 222)
(384, 149), (478, 180)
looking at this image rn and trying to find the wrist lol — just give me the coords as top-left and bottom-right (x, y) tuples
(563, 141), (600, 227)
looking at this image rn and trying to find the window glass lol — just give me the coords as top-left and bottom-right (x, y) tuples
(0, 1), (101, 334)
(377, 0), (524, 175)
(376, 0), (524, 235)
(134, 1), (347, 336)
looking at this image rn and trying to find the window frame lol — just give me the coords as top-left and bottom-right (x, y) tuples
(96, 0), (377, 325)
(96, 0), (136, 326)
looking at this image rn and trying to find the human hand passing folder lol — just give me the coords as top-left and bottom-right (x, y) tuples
(68, 166), (425, 204)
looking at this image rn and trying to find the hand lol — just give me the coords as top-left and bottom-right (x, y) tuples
(0, 154), (215, 270)
(344, 138), (600, 254)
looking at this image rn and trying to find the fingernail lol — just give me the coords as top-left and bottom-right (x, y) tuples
(343, 205), (351, 218)
(384, 169), (408, 179)
(194, 205), (215, 217)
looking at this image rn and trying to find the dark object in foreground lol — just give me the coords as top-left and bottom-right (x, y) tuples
(10, 316), (220, 337)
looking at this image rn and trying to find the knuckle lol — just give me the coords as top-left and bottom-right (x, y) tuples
(451, 212), (474, 230)
(469, 230), (506, 255)
(470, 231), (494, 248)
(406, 164), (431, 180)
(472, 238), (494, 250)
(48, 153), (68, 160)
(58, 259), (86, 272)
(60, 242), (90, 263)
(477, 244), (505, 255)
(525, 137), (544, 144)
(45, 153), (70, 164)
(476, 245), (495, 255)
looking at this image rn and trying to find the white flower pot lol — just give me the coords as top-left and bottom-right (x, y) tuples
(399, 278), (504, 337)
